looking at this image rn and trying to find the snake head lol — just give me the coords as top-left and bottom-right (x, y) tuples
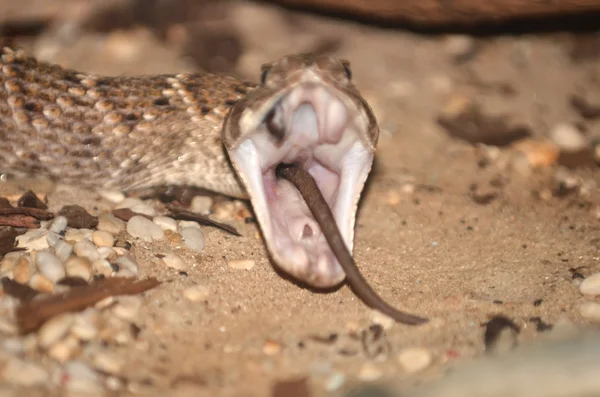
(222, 54), (378, 288)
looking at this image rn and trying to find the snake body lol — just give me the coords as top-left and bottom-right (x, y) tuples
(0, 44), (425, 323)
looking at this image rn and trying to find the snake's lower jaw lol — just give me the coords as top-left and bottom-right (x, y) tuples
(229, 141), (373, 288)
(224, 82), (376, 288)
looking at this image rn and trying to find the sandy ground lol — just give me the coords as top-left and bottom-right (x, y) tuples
(1, 1), (600, 396)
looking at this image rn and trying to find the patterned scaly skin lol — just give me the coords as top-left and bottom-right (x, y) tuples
(0, 45), (255, 198)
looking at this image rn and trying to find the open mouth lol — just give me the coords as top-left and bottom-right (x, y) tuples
(225, 81), (374, 288)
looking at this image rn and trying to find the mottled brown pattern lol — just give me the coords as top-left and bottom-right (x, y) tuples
(0, 45), (255, 198)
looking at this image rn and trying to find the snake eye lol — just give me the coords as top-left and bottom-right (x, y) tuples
(341, 60), (352, 80)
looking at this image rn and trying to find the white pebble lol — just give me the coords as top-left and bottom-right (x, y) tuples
(45, 231), (61, 248)
(35, 250), (65, 282)
(370, 310), (395, 330)
(357, 362), (382, 381)
(115, 255), (138, 276)
(71, 309), (98, 341)
(62, 361), (103, 393)
(96, 247), (115, 261)
(92, 259), (113, 277)
(178, 220), (202, 229)
(16, 229), (49, 251)
(92, 351), (124, 374)
(54, 240), (74, 262)
(443, 34), (476, 60)
(92, 230), (114, 247)
(113, 296), (142, 320)
(116, 197), (156, 216)
(37, 314), (75, 348)
(1, 358), (49, 386)
(115, 197), (143, 209)
(97, 212), (126, 234)
(49, 215), (68, 234)
(180, 227), (205, 253)
(579, 301), (600, 321)
(162, 253), (186, 270)
(190, 195), (213, 214)
(153, 216), (178, 232)
(183, 285), (210, 302)
(397, 347), (433, 373)
(324, 372), (346, 392)
(47, 335), (79, 363)
(29, 274), (54, 293)
(127, 216), (164, 242)
(550, 123), (587, 152)
(96, 189), (126, 204)
(64, 228), (93, 243)
(580, 273), (600, 296)
(73, 238), (99, 261)
(64, 257), (92, 280)
(228, 259), (255, 270)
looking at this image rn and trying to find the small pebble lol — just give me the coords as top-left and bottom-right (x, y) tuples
(49, 215), (68, 234)
(162, 253), (186, 270)
(92, 259), (113, 277)
(115, 255), (138, 276)
(550, 123), (587, 152)
(91, 351), (124, 374)
(324, 372), (346, 392)
(97, 213), (126, 234)
(29, 274), (54, 293)
(35, 250), (65, 282)
(97, 189), (126, 203)
(228, 259), (255, 270)
(116, 197), (156, 216)
(1, 358), (49, 386)
(92, 230), (115, 247)
(113, 296), (142, 320)
(178, 220), (202, 230)
(127, 216), (164, 242)
(45, 231), (61, 248)
(37, 313), (75, 348)
(579, 272), (600, 296)
(64, 228), (93, 243)
(183, 284), (210, 302)
(65, 256), (92, 280)
(54, 240), (74, 262)
(47, 335), (79, 363)
(443, 34), (477, 61)
(190, 195), (213, 214)
(263, 339), (282, 356)
(397, 347), (433, 373)
(579, 301), (600, 321)
(180, 227), (205, 253)
(0, 251), (21, 272)
(62, 361), (103, 393)
(74, 238), (100, 261)
(370, 310), (395, 330)
(71, 310), (99, 341)
(96, 247), (116, 261)
(153, 216), (178, 232)
(13, 255), (33, 284)
(357, 362), (383, 381)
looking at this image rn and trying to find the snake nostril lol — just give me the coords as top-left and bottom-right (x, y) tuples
(302, 224), (313, 239)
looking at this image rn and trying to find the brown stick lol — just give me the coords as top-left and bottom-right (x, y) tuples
(265, 0), (600, 25)
(276, 164), (427, 325)
(16, 277), (160, 333)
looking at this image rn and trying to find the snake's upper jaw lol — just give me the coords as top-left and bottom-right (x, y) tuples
(223, 69), (377, 288)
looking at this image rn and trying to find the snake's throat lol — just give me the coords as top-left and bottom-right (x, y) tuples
(226, 83), (374, 287)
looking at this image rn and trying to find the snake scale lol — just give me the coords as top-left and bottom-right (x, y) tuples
(0, 43), (425, 324)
